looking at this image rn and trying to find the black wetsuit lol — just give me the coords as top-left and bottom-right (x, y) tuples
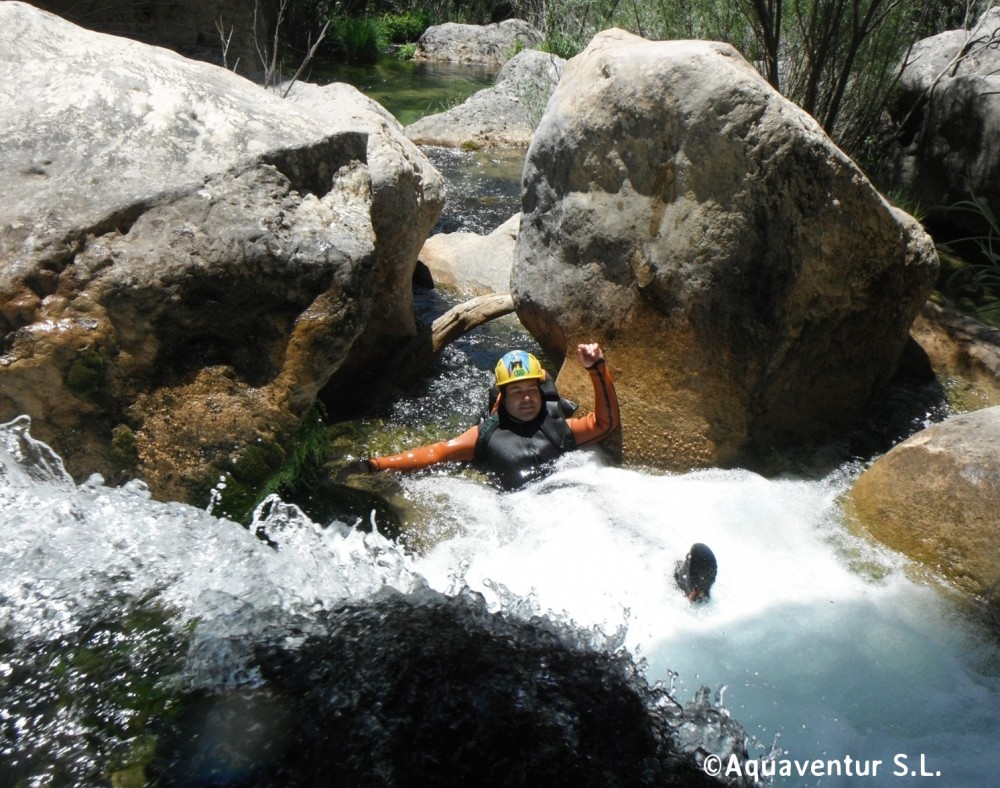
(473, 393), (577, 490)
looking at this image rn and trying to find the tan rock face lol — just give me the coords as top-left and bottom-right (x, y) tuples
(514, 30), (939, 470)
(849, 406), (1000, 596)
(910, 302), (1000, 409)
(418, 215), (520, 297)
(282, 81), (445, 377)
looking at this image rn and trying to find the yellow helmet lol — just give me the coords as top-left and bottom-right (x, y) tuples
(494, 350), (545, 387)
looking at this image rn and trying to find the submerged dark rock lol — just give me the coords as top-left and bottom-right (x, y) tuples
(150, 589), (754, 786)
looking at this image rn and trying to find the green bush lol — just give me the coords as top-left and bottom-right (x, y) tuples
(380, 11), (431, 44)
(537, 32), (578, 60)
(329, 15), (385, 64)
(937, 191), (1000, 327)
(395, 42), (418, 60)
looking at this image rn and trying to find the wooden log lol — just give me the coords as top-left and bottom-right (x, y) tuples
(365, 292), (517, 405)
(430, 292), (516, 354)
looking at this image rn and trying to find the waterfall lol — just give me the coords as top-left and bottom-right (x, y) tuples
(2, 413), (998, 785)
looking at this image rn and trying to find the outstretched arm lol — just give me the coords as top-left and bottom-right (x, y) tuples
(568, 343), (620, 447)
(366, 425), (479, 473)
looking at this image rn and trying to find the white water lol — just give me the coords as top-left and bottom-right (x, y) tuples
(2, 417), (999, 786)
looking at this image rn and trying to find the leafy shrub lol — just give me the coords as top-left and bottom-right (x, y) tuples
(537, 32), (578, 59)
(394, 42), (418, 60)
(937, 192), (1000, 327)
(380, 11), (431, 44)
(329, 15), (384, 64)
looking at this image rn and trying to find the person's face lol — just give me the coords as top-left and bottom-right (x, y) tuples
(503, 380), (543, 422)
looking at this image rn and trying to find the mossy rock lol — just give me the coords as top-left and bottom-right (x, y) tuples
(110, 424), (139, 470)
(230, 441), (286, 487)
(65, 349), (104, 397)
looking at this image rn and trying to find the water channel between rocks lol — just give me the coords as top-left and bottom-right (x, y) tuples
(326, 63), (1000, 786)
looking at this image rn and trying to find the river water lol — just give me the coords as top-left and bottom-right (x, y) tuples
(3, 64), (1000, 787)
(3, 400), (1000, 785)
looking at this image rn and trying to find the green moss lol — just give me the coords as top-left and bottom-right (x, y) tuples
(231, 441), (285, 487)
(460, 139), (482, 151)
(941, 375), (1000, 413)
(66, 349), (104, 397)
(207, 473), (256, 522)
(110, 424), (139, 470)
(37, 604), (186, 784)
(190, 438), (289, 520)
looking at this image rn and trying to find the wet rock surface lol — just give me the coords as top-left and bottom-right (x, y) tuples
(514, 30), (939, 471)
(151, 588), (754, 787)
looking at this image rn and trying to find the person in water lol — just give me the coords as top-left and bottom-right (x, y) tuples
(674, 543), (718, 603)
(339, 343), (620, 490)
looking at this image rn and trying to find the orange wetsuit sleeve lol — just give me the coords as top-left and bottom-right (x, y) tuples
(567, 360), (620, 447)
(368, 424), (479, 472)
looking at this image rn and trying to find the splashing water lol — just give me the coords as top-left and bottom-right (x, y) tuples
(2, 412), (999, 786)
(399, 451), (1000, 786)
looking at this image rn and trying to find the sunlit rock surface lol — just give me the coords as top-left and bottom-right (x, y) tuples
(413, 19), (543, 67)
(419, 213), (520, 296)
(514, 30), (939, 470)
(406, 49), (565, 149)
(850, 405), (1000, 597)
(0, 3), (440, 505)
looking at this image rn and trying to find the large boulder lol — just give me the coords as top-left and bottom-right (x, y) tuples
(883, 8), (1000, 233)
(406, 50), (565, 149)
(513, 30), (939, 470)
(27, 0), (261, 71)
(282, 81), (445, 381)
(0, 3), (441, 506)
(413, 20), (543, 67)
(849, 406), (1000, 597)
(154, 590), (754, 786)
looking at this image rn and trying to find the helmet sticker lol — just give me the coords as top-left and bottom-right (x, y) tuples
(494, 350), (544, 387)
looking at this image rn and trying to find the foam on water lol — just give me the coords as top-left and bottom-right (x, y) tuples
(403, 451), (1000, 786)
(2, 417), (999, 786)
(0, 418), (420, 648)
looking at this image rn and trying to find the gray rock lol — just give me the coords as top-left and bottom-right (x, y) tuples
(0, 3), (438, 505)
(28, 0), (260, 72)
(513, 30), (939, 470)
(414, 19), (543, 67)
(282, 81), (445, 364)
(850, 405), (1000, 597)
(884, 7), (1000, 226)
(418, 214), (520, 296)
(406, 49), (565, 149)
